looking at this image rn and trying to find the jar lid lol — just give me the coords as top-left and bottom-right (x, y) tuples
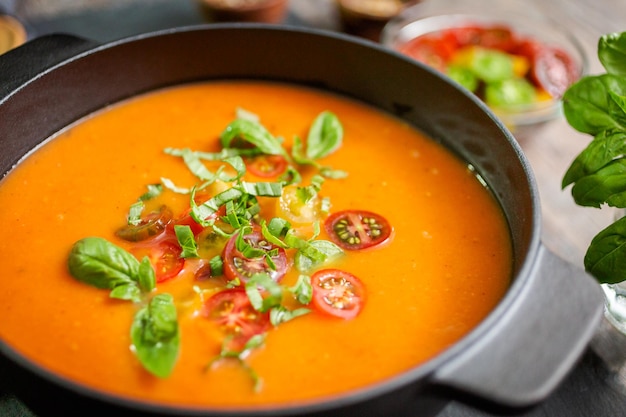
(0, 14), (26, 54)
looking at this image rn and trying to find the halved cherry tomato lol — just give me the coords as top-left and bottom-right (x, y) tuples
(529, 46), (579, 98)
(222, 229), (288, 284)
(171, 208), (205, 236)
(115, 205), (173, 242)
(471, 26), (516, 51)
(399, 34), (456, 72)
(202, 288), (270, 350)
(311, 269), (366, 320)
(245, 154), (288, 178)
(130, 231), (184, 283)
(325, 210), (393, 250)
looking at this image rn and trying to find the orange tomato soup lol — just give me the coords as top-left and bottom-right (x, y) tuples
(0, 81), (512, 408)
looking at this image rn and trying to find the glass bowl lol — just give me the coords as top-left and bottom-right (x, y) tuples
(380, 0), (588, 129)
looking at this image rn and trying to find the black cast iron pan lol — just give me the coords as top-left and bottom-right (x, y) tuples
(0, 24), (603, 417)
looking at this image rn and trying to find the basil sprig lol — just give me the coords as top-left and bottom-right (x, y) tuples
(68, 237), (155, 301)
(131, 293), (180, 378)
(68, 237), (181, 376)
(292, 111), (348, 179)
(563, 31), (626, 284)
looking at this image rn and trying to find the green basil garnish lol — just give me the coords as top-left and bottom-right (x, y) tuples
(245, 273), (283, 313)
(270, 306), (310, 326)
(306, 111), (343, 160)
(220, 118), (286, 157)
(294, 240), (344, 272)
(289, 275), (313, 304)
(174, 225), (199, 258)
(131, 293), (180, 378)
(67, 237), (155, 301)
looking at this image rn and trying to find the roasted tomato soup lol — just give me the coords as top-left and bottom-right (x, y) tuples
(0, 81), (512, 407)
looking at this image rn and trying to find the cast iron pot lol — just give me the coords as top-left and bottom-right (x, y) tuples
(0, 25), (603, 417)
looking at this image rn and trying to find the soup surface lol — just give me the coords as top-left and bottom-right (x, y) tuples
(0, 81), (512, 408)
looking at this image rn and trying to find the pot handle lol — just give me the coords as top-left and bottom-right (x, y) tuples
(0, 34), (98, 101)
(431, 244), (603, 409)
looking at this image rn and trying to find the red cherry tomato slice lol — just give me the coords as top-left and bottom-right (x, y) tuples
(311, 269), (366, 320)
(325, 210), (393, 250)
(202, 289), (270, 350)
(472, 26), (516, 51)
(115, 205), (173, 242)
(222, 229), (288, 284)
(399, 34), (456, 72)
(245, 154), (288, 178)
(130, 232), (184, 283)
(529, 46), (579, 98)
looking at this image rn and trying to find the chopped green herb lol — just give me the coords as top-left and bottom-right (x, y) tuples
(131, 293), (180, 378)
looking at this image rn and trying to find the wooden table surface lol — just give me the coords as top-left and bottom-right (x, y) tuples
(2, 0), (626, 416)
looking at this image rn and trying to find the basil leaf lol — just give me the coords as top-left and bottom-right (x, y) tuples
(109, 283), (142, 302)
(563, 130), (626, 187)
(220, 119), (285, 156)
(306, 111), (343, 160)
(294, 240), (344, 272)
(571, 158), (626, 207)
(131, 293), (180, 378)
(270, 306), (310, 326)
(599, 32), (626, 76)
(563, 74), (626, 135)
(585, 216), (626, 284)
(245, 273), (283, 313)
(138, 256), (156, 292)
(174, 225), (199, 258)
(68, 237), (141, 289)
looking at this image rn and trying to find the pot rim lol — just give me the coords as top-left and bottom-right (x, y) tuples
(0, 23), (543, 416)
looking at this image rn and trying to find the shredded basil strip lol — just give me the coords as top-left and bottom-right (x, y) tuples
(270, 306), (311, 326)
(140, 184), (164, 201)
(174, 225), (199, 258)
(165, 147), (261, 161)
(245, 273), (283, 313)
(207, 334), (265, 392)
(131, 293), (180, 378)
(127, 201), (145, 226)
(240, 181), (283, 197)
(306, 111), (343, 160)
(67, 237), (155, 301)
(191, 186), (244, 226)
(160, 177), (191, 194)
(235, 227), (267, 259)
(294, 240), (344, 272)
(290, 275), (313, 304)
(209, 255), (223, 277)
